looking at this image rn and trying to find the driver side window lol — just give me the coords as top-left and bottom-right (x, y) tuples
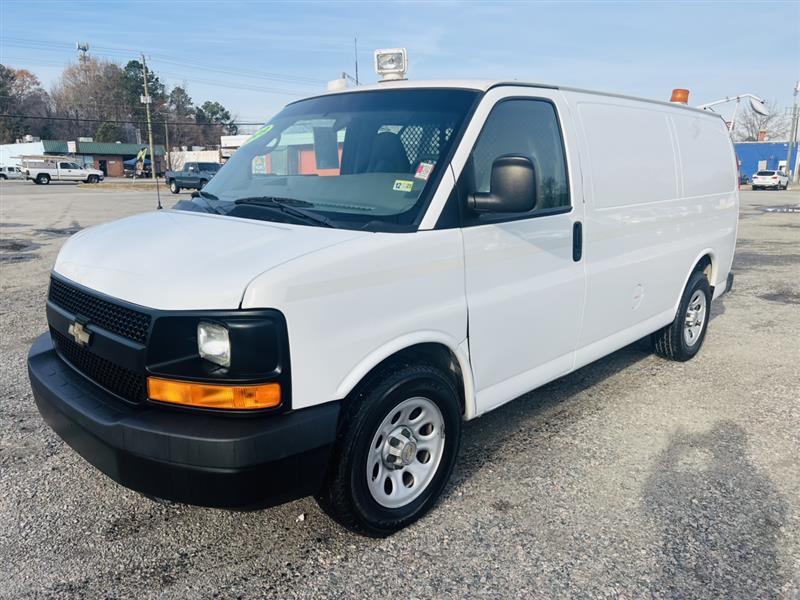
(470, 99), (570, 214)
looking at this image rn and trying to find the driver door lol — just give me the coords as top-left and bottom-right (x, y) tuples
(460, 89), (586, 414)
(58, 162), (78, 181)
(182, 163), (197, 186)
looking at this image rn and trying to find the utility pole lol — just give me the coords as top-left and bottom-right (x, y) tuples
(140, 54), (157, 183)
(784, 81), (800, 185)
(163, 121), (171, 171)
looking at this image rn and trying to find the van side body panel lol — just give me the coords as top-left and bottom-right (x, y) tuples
(241, 229), (470, 413)
(563, 90), (738, 370)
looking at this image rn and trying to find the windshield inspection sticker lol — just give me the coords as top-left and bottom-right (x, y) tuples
(415, 161), (435, 181)
(244, 123), (274, 145)
(393, 179), (414, 192)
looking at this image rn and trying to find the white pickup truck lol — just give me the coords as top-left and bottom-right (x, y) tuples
(22, 156), (104, 185)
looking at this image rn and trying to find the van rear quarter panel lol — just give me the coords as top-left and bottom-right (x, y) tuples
(240, 229), (469, 411)
(566, 91), (737, 363)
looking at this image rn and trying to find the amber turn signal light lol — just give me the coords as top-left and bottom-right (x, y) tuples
(147, 377), (281, 410)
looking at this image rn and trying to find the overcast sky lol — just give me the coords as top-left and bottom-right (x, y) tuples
(2, 0), (799, 129)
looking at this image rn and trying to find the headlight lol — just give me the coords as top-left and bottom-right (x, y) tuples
(197, 321), (230, 367)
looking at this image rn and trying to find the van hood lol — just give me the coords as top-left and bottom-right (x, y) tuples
(54, 210), (367, 310)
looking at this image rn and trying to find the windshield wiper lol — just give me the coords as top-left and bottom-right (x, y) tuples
(190, 190), (224, 214)
(233, 196), (333, 228)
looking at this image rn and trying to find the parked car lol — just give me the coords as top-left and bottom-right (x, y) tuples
(165, 162), (221, 193)
(0, 165), (23, 180)
(122, 157), (164, 178)
(21, 156), (104, 185)
(28, 79), (738, 536)
(751, 169), (789, 190)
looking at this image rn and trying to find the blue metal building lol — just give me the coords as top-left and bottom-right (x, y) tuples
(735, 141), (799, 180)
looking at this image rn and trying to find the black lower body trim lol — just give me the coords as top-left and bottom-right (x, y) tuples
(28, 333), (339, 508)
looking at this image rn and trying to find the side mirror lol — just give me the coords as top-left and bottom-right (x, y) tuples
(469, 155), (537, 213)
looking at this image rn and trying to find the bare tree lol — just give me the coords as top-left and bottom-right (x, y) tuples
(0, 65), (51, 143)
(733, 100), (791, 142)
(50, 57), (130, 140)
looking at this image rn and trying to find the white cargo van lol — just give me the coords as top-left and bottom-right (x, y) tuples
(28, 78), (737, 536)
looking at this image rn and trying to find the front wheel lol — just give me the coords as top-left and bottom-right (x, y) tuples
(652, 270), (711, 361)
(198, 179), (208, 190)
(316, 363), (462, 537)
(169, 180), (180, 194)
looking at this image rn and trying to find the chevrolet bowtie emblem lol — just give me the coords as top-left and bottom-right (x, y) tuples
(68, 321), (91, 347)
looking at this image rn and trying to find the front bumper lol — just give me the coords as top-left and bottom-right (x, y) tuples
(28, 333), (340, 508)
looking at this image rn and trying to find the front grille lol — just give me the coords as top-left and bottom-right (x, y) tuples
(51, 328), (146, 403)
(48, 277), (151, 344)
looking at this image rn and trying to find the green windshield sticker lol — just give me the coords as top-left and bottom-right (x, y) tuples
(244, 124), (274, 145)
(393, 179), (414, 192)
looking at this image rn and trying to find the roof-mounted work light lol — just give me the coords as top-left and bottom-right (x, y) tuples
(374, 48), (408, 81)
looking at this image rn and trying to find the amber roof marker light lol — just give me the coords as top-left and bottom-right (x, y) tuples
(670, 89), (690, 104)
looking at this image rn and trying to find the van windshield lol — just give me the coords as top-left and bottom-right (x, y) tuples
(194, 89), (479, 231)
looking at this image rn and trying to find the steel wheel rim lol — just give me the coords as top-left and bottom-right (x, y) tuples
(366, 396), (445, 509)
(683, 290), (707, 346)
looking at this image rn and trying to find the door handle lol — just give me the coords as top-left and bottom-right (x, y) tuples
(573, 221), (583, 262)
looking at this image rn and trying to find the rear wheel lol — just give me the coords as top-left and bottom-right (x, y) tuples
(0, 174), (6, 180)
(199, 179), (208, 190)
(652, 270), (711, 361)
(316, 362), (462, 537)
(169, 180), (180, 194)
(36, 173), (50, 185)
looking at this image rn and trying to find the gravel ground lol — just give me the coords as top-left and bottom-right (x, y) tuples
(1, 181), (798, 599)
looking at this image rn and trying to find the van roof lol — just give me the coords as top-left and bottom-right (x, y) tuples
(303, 79), (715, 117)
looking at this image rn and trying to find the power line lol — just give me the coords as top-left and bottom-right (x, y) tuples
(3, 37), (327, 86)
(2, 53), (310, 96)
(1, 113), (264, 126)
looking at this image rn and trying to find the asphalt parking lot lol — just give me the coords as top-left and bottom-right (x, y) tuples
(1, 180), (798, 599)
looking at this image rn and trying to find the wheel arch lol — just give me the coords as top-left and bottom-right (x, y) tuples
(673, 249), (717, 314)
(335, 332), (476, 420)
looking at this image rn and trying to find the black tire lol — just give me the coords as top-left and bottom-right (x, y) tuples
(169, 180), (180, 194)
(652, 270), (711, 361)
(87, 175), (99, 184)
(316, 362), (462, 537)
(199, 179), (208, 190)
(37, 173), (50, 185)
(0, 174), (7, 180)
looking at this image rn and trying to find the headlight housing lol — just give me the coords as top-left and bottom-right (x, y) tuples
(197, 321), (230, 367)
